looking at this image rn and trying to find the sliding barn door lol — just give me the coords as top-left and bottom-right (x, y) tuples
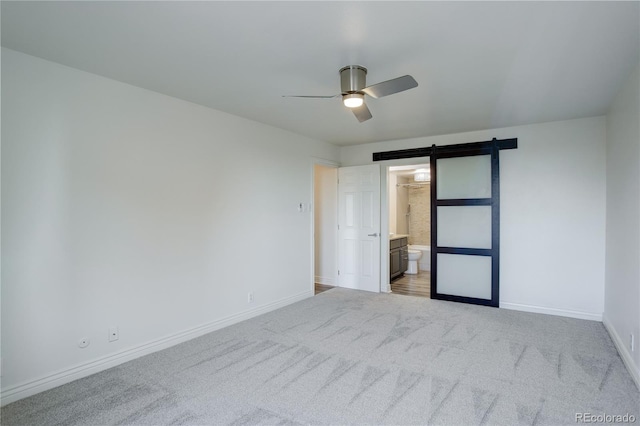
(431, 141), (500, 307)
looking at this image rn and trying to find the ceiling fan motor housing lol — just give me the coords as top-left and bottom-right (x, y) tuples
(340, 65), (367, 94)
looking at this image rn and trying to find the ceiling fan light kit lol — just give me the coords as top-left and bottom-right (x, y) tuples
(343, 93), (364, 108)
(284, 64), (418, 122)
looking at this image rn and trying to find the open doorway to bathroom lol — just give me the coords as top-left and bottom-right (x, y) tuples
(388, 163), (431, 298)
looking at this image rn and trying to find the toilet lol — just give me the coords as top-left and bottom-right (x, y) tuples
(406, 249), (422, 274)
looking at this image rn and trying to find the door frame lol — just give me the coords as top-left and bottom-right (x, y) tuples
(375, 138), (517, 302)
(381, 159), (432, 293)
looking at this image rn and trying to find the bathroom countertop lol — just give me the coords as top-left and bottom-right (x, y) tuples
(389, 234), (409, 241)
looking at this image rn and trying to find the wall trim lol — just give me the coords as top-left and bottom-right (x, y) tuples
(500, 301), (602, 322)
(314, 275), (334, 286)
(1, 290), (313, 406)
(603, 314), (640, 391)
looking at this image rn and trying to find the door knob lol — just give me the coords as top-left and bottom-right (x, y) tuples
(368, 233), (379, 237)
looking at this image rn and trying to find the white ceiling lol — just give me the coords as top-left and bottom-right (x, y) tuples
(2, 1), (638, 146)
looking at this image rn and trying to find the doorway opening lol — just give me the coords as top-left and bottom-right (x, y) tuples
(313, 163), (338, 295)
(388, 163), (431, 298)
(378, 138), (515, 307)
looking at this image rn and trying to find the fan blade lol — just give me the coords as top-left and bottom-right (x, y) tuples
(282, 94), (339, 99)
(352, 103), (372, 122)
(362, 75), (418, 99)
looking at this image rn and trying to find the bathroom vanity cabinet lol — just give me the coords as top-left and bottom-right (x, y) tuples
(390, 236), (409, 280)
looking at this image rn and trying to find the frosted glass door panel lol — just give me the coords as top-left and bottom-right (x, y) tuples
(437, 254), (492, 299)
(437, 155), (491, 199)
(437, 206), (492, 249)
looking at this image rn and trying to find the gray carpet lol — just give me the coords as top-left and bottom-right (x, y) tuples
(2, 288), (639, 425)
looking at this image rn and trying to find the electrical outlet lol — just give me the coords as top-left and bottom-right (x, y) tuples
(109, 327), (119, 342)
(78, 338), (90, 348)
(248, 292), (254, 304)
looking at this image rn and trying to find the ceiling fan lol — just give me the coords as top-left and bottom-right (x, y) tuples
(284, 65), (418, 122)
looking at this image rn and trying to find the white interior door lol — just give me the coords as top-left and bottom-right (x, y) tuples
(338, 165), (381, 292)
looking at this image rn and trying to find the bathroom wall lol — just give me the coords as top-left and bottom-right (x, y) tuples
(390, 174), (429, 243)
(408, 183), (430, 245)
(388, 173), (398, 234)
(395, 176), (409, 235)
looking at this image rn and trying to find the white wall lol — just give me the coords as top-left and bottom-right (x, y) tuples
(604, 62), (640, 386)
(314, 164), (337, 285)
(1, 48), (339, 403)
(341, 116), (607, 321)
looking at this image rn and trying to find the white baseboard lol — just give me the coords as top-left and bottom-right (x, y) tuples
(500, 301), (602, 322)
(314, 275), (334, 286)
(1, 290), (313, 406)
(602, 314), (640, 391)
